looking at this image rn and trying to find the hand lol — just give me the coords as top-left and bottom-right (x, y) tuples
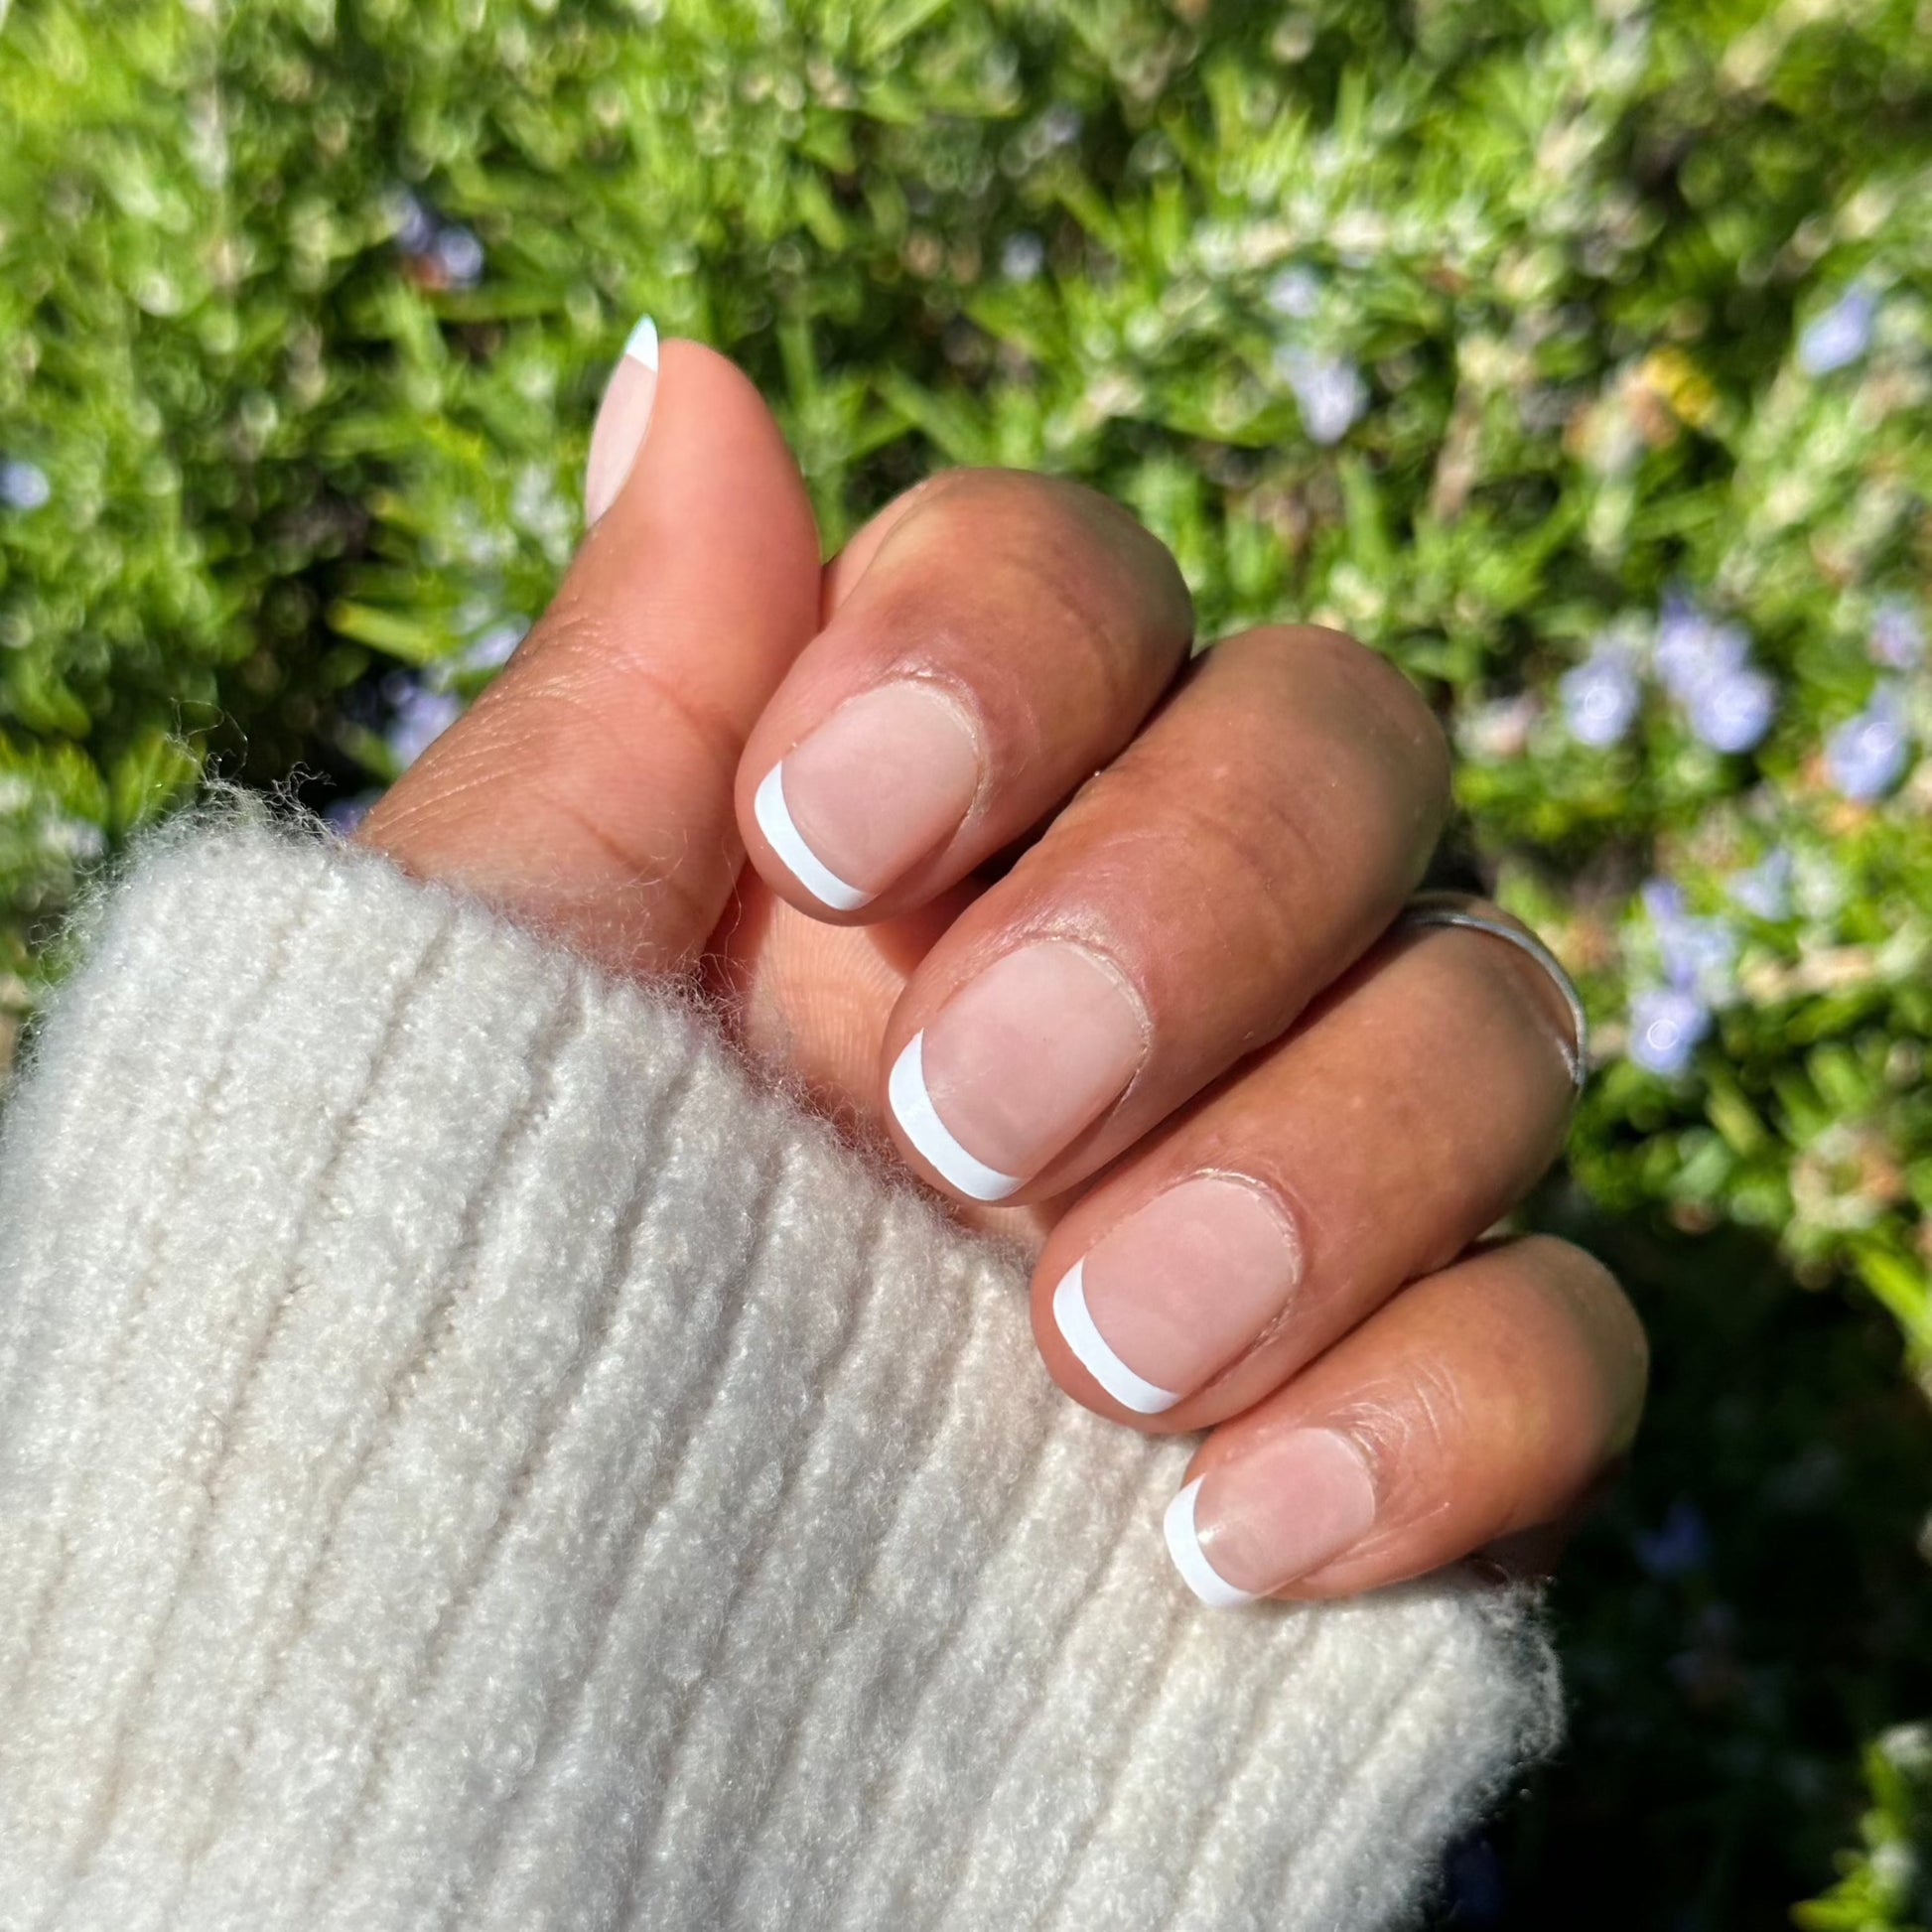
(360, 334), (1647, 1605)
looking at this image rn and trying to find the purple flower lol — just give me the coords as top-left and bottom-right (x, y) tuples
(1826, 685), (1913, 800)
(432, 225), (485, 290)
(1000, 232), (1045, 283)
(1654, 597), (1748, 702)
(1870, 598), (1924, 671)
(1629, 985), (1713, 1076)
(1728, 850), (1793, 921)
(393, 190), (437, 255)
(460, 620), (527, 673)
(1666, 921), (1737, 998)
(1799, 282), (1877, 376)
(385, 678), (463, 768)
(1634, 1498), (1711, 1580)
(1265, 265), (1323, 321)
(1038, 104), (1083, 149)
(325, 791), (381, 835)
(1687, 665), (1778, 754)
(1642, 877), (1737, 999)
(1640, 877), (1687, 927)
(1649, 596), (1777, 751)
(1560, 644), (1641, 748)
(1275, 347), (1367, 446)
(1652, 593), (1709, 692)
(0, 459), (51, 512)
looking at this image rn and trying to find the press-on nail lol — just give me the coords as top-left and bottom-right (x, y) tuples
(888, 1032), (1023, 1201)
(1166, 1429), (1378, 1607)
(755, 683), (980, 911)
(888, 942), (1146, 1200)
(1054, 1175), (1301, 1413)
(1053, 1261), (1180, 1414)
(755, 765), (871, 911)
(1164, 1478), (1257, 1608)
(584, 315), (660, 525)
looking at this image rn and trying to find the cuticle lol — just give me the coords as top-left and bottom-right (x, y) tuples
(1306, 1411), (1392, 1513)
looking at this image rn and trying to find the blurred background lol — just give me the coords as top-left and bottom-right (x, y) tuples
(1, 0), (1929, 1920)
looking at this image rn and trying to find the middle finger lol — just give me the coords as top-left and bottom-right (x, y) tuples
(881, 623), (1451, 1204)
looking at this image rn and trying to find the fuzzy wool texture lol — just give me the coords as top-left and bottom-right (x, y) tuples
(0, 819), (1562, 1931)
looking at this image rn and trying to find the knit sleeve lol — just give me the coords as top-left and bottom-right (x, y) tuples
(0, 816), (1561, 1932)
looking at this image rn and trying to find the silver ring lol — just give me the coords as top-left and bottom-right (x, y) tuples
(1398, 892), (1589, 1094)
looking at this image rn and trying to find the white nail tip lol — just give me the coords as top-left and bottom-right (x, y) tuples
(1164, 1478), (1258, 1609)
(888, 1033), (1023, 1202)
(623, 314), (660, 370)
(754, 765), (873, 912)
(1052, 1261), (1180, 1415)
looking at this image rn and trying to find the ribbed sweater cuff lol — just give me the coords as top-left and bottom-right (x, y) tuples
(0, 818), (1561, 1931)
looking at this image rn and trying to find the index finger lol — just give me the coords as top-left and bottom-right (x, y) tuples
(736, 470), (1193, 921)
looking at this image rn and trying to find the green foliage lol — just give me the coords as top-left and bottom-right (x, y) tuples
(1513, 1200), (1932, 1930)
(1, 0), (1930, 1918)
(1797, 1725), (1932, 1931)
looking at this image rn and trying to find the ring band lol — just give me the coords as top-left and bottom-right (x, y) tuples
(1398, 892), (1589, 1094)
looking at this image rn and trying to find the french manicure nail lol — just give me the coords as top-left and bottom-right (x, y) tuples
(1164, 1429), (1378, 1607)
(1163, 1477), (1257, 1608)
(1052, 1175), (1301, 1414)
(888, 942), (1148, 1201)
(754, 683), (980, 911)
(583, 315), (660, 525)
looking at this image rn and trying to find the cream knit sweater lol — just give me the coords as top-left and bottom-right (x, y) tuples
(0, 818), (1561, 1931)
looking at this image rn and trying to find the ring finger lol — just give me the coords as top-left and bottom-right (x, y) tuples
(1032, 908), (1585, 1429)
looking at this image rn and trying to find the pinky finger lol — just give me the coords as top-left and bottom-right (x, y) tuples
(1164, 1237), (1647, 1607)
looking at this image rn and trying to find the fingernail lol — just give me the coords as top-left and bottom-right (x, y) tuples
(754, 684), (980, 911)
(584, 315), (660, 525)
(1164, 1429), (1378, 1607)
(1052, 1175), (1301, 1414)
(888, 942), (1147, 1201)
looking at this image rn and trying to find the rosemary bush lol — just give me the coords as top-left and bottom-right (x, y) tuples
(2, 0), (1929, 1919)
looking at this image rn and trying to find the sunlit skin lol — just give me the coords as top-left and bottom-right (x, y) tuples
(363, 339), (1647, 1603)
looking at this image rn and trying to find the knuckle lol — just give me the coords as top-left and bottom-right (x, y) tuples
(909, 469), (1191, 654)
(905, 466), (1075, 544)
(1068, 767), (1313, 989)
(1329, 1358), (1468, 1532)
(1213, 625), (1451, 819)
(532, 598), (744, 779)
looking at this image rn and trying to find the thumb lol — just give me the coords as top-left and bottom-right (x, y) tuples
(361, 331), (822, 974)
